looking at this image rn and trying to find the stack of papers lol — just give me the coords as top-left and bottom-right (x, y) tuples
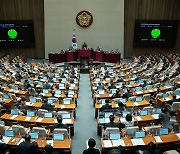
(134, 102), (139, 106)
(112, 139), (125, 147)
(131, 139), (145, 145)
(54, 119), (58, 123)
(62, 119), (71, 124)
(47, 140), (53, 146)
(103, 140), (112, 148)
(10, 115), (18, 119)
(152, 114), (159, 119)
(60, 105), (65, 109)
(26, 102), (33, 106)
(165, 97), (171, 101)
(17, 138), (25, 145)
(176, 133), (180, 139)
(136, 116), (142, 121)
(3, 137), (11, 144)
(154, 136), (162, 143)
(25, 117), (31, 121)
(36, 117), (43, 122)
(136, 91), (142, 94)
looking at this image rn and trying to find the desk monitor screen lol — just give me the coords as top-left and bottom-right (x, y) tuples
(159, 128), (168, 135)
(63, 99), (71, 105)
(53, 133), (64, 141)
(48, 82), (53, 86)
(136, 87), (142, 92)
(29, 132), (39, 139)
(136, 97), (143, 102)
(3, 83), (8, 87)
(123, 89), (128, 93)
(70, 83), (75, 88)
(5, 130), (14, 137)
(30, 97), (36, 103)
(29, 80), (33, 84)
(120, 98), (126, 103)
(27, 111), (35, 117)
(95, 78), (100, 82)
(130, 81), (135, 85)
(44, 112), (53, 118)
(11, 85), (16, 89)
(55, 73), (59, 77)
(135, 131), (145, 138)
(43, 89), (49, 94)
(35, 75), (39, 79)
(111, 89), (116, 94)
(147, 86), (152, 90)
(164, 82), (169, 86)
(99, 118), (105, 124)
(59, 83), (64, 87)
(61, 78), (66, 82)
(105, 78), (110, 81)
(62, 113), (71, 119)
(69, 91), (74, 95)
(155, 108), (162, 114)
(174, 90), (180, 95)
(101, 99), (106, 105)
(99, 90), (105, 95)
(140, 110), (148, 116)
(163, 93), (169, 98)
(110, 133), (121, 140)
(38, 81), (43, 85)
(43, 76), (47, 80)
(3, 94), (9, 99)
(122, 111), (130, 118)
(11, 109), (19, 115)
(104, 112), (113, 118)
(48, 99), (53, 104)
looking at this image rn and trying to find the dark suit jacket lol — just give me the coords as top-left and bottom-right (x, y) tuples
(83, 148), (100, 154)
(19, 141), (38, 154)
(41, 103), (54, 111)
(0, 143), (9, 154)
(54, 123), (69, 130)
(101, 104), (112, 110)
(105, 122), (119, 128)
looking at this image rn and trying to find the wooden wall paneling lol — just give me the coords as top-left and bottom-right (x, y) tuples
(124, 0), (180, 58)
(0, 0), (44, 59)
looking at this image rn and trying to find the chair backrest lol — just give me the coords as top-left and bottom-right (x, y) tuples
(163, 150), (179, 154)
(166, 91), (173, 96)
(32, 127), (47, 138)
(171, 102), (180, 112)
(12, 125), (26, 136)
(0, 124), (5, 135)
(156, 93), (163, 99)
(143, 94), (151, 101)
(126, 126), (139, 138)
(38, 109), (48, 117)
(128, 96), (136, 102)
(144, 125), (161, 136)
(143, 106), (153, 113)
(53, 128), (69, 139)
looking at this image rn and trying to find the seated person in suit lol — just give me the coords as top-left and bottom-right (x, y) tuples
(122, 89), (132, 98)
(113, 90), (121, 98)
(82, 42), (88, 50)
(54, 115), (68, 130)
(18, 134), (38, 154)
(97, 82), (104, 90)
(101, 99), (112, 110)
(108, 82), (116, 90)
(120, 114), (134, 128)
(83, 138), (100, 154)
(105, 115), (119, 128)
(43, 82), (51, 89)
(41, 100), (54, 111)
(0, 134), (9, 154)
(135, 142), (161, 154)
(117, 102), (125, 112)
(43, 144), (58, 154)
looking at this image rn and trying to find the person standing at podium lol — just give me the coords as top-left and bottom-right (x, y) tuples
(82, 42), (88, 50)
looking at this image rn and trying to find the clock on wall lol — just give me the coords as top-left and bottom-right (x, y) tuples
(76, 10), (93, 28)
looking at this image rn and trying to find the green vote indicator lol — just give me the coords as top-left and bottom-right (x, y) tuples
(8, 29), (17, 39)
(151, 29), (161, 38)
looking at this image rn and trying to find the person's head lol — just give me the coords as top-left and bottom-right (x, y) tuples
(118, 102), (124, 107)
(88, 138), (96, 148)
(147, 142), (156, 151)
(24, 134), (31, 142)
(57, 115), (63, 123)
(108, 149), (121, 154)
(173, 95), (176, 99)
(44, 144), (53, 153)
(109, 115), (114, 122)
(126, 114), (132, 121)
(162, 108), (166, 113)
(105, 99), (109, 104)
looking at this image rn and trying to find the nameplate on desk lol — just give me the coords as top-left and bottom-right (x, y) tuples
(26, 102), (33, 106)
(69, 87), (74, 90)
(152, 114), (159, 119)
(136, 116), (142, 121)
(131, 138), (145, 145)
(10, 115), (18, 119)
(109, 94), (113, 97)
(154, 136), (162, 143)
(133, 102), (139, 106)
(96, 94), (100, 97)
(9, 89), (14, 92)
(62, 119), (71, 124)
(17, 138), (25, 145)
(165, 97), (171, 101)
(165, 86), (171, 89)
(60, 105), (65, 109)
(14, 90), (19, 93)
(176, 95), (180, 99)
(41, 93), (45, 96)
(25, 117), (31, 121)
(112, 139), (125, 147)
(105, 118), (110, 123)
(36, 117), (43, 122)
(2, 136), (11, 144)
(176, 133), (180, 139)
(54, 119), (58, 123)
(103, 140), (112, 148)
(148, 90), (153, 92)
(47, 140), (53, 146)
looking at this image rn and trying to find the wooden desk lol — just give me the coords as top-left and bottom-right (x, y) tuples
(101, 133), (180, 154)
(3, 137), (71, 153)
(133, 89), (157, 96)
(4, 87), (29, 97)
(125, 100), (150, 108)
(157, 95), (173, 107)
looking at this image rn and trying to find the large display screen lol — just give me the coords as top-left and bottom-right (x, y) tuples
(134, 20), (178, 47)
(0, 20), (35, 48)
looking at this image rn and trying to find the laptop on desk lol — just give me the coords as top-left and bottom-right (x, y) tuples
(5, 130), (14, 137)
(135, 131), (145, 138)
(53, 133), (64, 141)
(109, 133), (121, 140)
(29, 132), (39, 139)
